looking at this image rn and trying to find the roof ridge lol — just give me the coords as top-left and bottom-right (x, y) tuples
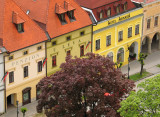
(46, 0), (51, 33)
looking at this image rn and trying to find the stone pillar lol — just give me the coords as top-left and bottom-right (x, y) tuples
(148, 40), (152, 54)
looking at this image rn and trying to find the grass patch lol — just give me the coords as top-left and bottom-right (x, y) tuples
(33, 113), (46, 117)
(130, 71), (151, 81)
(156, 64), (160, 68)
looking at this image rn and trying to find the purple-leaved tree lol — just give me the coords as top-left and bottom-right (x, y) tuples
(37, 53), (134, 117)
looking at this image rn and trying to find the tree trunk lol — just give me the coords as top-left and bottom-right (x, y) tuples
(140, 62), (143, 76)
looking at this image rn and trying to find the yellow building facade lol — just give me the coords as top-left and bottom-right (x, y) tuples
(47, 26), (92, 76)
(93, 8), (143, 65)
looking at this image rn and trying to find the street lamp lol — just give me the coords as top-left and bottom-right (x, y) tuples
(16, 100), (19, 117)
(128, 57), (130, 79)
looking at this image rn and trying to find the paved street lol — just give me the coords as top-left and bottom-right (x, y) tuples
(1, 51), (160, 117)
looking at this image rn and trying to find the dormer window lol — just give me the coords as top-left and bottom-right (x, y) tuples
(67, 10), (76, 22)
(16, 23), (24, 33)
(107, 8), (111, 17)
(116, 5), (120, 14)
(12, 11), (25, 33)
(58, 13), (67, 25)
(99, 10), (103, 20)
(124, 2), (128, 11)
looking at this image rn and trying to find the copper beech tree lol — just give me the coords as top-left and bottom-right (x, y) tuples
(37, 53), (134, 117)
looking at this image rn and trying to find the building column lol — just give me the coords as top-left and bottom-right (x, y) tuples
(148, 40), (152, 54)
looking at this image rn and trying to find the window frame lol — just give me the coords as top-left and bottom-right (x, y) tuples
(80, 31), (85, 36)
(96, 39), (100, 50)
(52, 55), (56, 67)
(52, 41), (57, 46)
(66, 50), (71, 56)
(128, 27), (132, 38)
(24, 66), (28, 78)
(135, 24), (140, 35)
(9, 71), (14, 83)
(66, 36), (71, 41)
(106, 35), (111, 46)
(16, 23), (24, 33)
(118, 31), (123, 41)
(80, 45), (84, 57)
(147, 18), (151, 29)
(23, 51), (28, 55)
(9, 55), (13, 60)
(38, 61), (42, 73)
(116, 5), (120, 14)
(37, 46), (42, 50)
(154, 16), (158, 26)
(107, 8), (111, 17)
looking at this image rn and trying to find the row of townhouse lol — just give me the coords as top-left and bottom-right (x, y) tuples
(0, 0), (160, 114)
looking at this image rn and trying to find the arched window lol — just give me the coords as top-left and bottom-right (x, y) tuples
(107, 52), (113, 61)
(117, 48), (124, 63)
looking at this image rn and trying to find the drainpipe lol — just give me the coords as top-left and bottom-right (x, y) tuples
(140, 6), (144, 53)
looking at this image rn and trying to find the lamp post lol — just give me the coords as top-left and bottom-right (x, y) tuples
(128, 57), (130, 79)
(16, 100), (19, 117)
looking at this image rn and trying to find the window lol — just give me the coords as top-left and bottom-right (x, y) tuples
(117, 48), (124, 63)
(38, 61), (42, 72)
(9, 71), (14, 83)
(128, 27), (132, 38)
(23, 51), (28, 55)
(16, 23), (24, 33)
(107, 8), (111, 17)
(96, 39), (100, 50)
(124, 2), (128, 11)
(24, 66), (28, 78)
(66, 36), (71, 41)
(107, 52), (113, 61)
(147, 19), (151, 29)
(9, 56), (13, 60)
(106, 35), (111, 46)
(37, 46), (42, 50)
(118, 31), (123, 41)
(80, 45), (84, 57)
(67, 10), (75, 22)
(52, 55), (56, 67)
(135, 24), (139, 35)
(66, 50), (71, 56)
(154, 16), (158, 26)
(58, 13), (67, 25)
(116, 5), (120, 13)
(52, 41), (56, 46)
(99, 10), (103, 20)
(80, 31), (85, 36)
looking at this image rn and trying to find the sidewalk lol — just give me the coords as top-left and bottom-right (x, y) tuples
(121, 50), (160, 75)
(1, 51), (160, 117)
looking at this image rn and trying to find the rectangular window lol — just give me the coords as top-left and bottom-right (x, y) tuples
(66, 36), (71, 41)
(80, 31), (85, 36)
(66, 50), (71, 56)
(107, 8), (111, 17)
(106, 35), (111, 46)
(96, 39), (100, 50)
(9, 71), (14, 83)
(16, 23), (24, 33)
(116, 5), (120, 13)
(118, 31), (123, 41)
(37, 46), (42, 50)
(99, 11), (103, 20)
(154, 16), (158, 26)
(9, 56), (13, 60)
(58, 13), (67, 25)
(128, 27), (132, 38)
(38, 61), (42, 72)
(67, 10), (75, 22)
(52, 55), (56, 67)
(52, 41), (56, 46)
(80, 45), (84, 57)
(135, 24), (139, 35)
(23, 51), (28, 55)
(24, 66), (28, 78)
(147, 19), (151, 29)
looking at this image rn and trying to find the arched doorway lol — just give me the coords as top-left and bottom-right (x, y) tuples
(22, 87), (31, 105)
(107, 52), (113, 61)
(7, 93), (16, 108)
(129, 41), (138, 60)
(142, 36), (150, 53)
(151, 32), (160, 52)
(117, 48), (124, 63)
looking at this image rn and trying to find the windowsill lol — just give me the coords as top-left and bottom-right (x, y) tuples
(24, 77), (29, 79)
(135, 33), (139, 35)
(107, 44), (111, 46)
(154, 25), (158, 27)
(96, 49), (100, 51)
(52, 65), (57, 68)
(37, 71), (43, 74)
(8, 82), (14, 85)
(128, 36), (132, 38)
(118, 39), (123, 42)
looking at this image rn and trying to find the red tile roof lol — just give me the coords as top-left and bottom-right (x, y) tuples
(0, 0), (47, 52)
(74, 0), (118, 9)
(14, 0), (92, 38)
